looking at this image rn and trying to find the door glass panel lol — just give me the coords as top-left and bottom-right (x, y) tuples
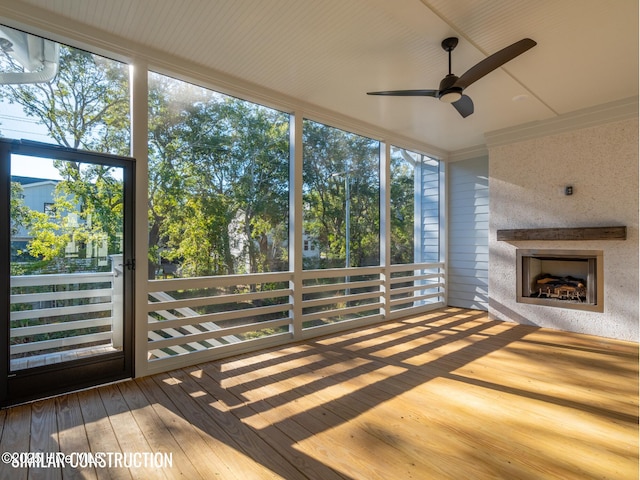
(10, 153), (124, 371)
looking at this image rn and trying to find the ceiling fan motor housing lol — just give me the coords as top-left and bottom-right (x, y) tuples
(438, 74), (462, 103)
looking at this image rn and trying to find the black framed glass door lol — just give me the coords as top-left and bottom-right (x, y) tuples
(1, 139), (134, 406)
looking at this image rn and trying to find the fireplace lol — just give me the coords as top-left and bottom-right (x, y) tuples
(516, 249), (604, 312)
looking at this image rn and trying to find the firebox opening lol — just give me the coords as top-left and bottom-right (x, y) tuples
(516, 249), (604, 312)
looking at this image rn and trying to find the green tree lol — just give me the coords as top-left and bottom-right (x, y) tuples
(0, 45), (129, 154)
(1, 44), (129, 268)
(390, 150), (416, 264)
(302, 120), (380, 269)
(10, 182), (29, 237)
(147, 77), (235, 277)
(148, 75), (290, 279)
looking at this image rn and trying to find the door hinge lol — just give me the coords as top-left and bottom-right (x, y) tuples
(123, 258), (136, 271)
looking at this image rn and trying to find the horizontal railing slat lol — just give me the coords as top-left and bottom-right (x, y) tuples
(388, 262), (444, 273)
(301, 301), (383, 324)
(148, 317), (292, 350)
(11, 317), (113, 337)
(11, 272), (113, 287)
(11, 288), (113, 304)
(301, 265), (381, 281)
(390, 291), (444, 307)
(302, 279), (382, 295)
(388, 273), (443, 284)
(301, 290), (381, 309)
(11, 302), (112, 321)
(390, 282), (445, 296)
(148, 271), (293, 293)
(10, 331), (112, 355)
(147, 287), (292, 312)
(147, 303), (291, 331)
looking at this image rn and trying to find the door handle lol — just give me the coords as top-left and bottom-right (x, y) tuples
(122, 259), (136, 271)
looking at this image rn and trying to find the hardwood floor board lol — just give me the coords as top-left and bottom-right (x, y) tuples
(446, 355), (639, 419)
(116, 380), (203, 480)
(97, 384), (166, 480)
(267, 343), (547, 478)
(228, 362), (429, 480)
(76, 389), (132, 480)
(135, 376), (238, 480)
(304, 355), (629, 480)
(150, 372), (280, 479)
(29, 400), (62, 480)
(168, 367), (314, 480)
(228, 346), (462, 478)
(1, 308), (637, 479)
(215, 354), (420, 478)
(0, 404), (32, 480)
(55, 394), (97, 480)
(188, 364), (350, 480)
(218, 344), (318, 379)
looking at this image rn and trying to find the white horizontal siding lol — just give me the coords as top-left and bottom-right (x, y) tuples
(447, 157), (489, 310)
(421, 160), (441, 264)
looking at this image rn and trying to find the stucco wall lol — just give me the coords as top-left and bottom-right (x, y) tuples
(488, 118), (638, 341)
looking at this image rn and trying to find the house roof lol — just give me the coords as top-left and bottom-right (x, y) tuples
(11, 175), (58, 186)
(0, 0), (637, 155)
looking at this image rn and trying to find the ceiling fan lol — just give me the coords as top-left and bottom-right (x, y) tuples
(367, 37), (536, 118)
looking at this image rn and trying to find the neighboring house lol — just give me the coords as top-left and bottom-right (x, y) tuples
(10, 175), (58, 252)
(11, 175), (108, 265)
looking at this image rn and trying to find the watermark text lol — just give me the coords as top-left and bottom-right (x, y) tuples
(2, 451), (173, 469)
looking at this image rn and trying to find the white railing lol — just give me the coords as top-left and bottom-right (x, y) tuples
(10, 260), (445, 372)
(147, 271), (294, 362)
(9, 257), (123, 368)
(146, 262), (445, 370)
(301, 265), (384, 330)
(387, 262), (446, 310)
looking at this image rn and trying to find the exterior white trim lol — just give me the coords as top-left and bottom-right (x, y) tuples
(484, 96), (639, 148)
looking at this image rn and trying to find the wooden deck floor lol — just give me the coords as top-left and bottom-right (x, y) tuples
(1, 307), (638, 479)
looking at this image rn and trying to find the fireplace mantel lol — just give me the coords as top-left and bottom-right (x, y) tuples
(497, 226), (626, 242)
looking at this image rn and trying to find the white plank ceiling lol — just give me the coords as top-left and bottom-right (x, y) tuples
(0, 0), (637, 153)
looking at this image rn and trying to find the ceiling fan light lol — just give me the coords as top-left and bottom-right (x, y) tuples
(440, 91), (462, 103)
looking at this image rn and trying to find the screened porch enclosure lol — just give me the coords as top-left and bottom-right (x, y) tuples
(1, 24), (447, 382)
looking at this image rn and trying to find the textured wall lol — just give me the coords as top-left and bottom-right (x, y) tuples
(488, 118), (639, 341)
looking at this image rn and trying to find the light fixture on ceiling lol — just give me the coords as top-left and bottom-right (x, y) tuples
(440, 89), (462, 103)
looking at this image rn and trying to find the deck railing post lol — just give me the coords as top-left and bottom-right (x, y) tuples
(110, 254), (124, 349)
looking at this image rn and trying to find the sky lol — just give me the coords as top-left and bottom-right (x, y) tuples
(1, 99), (64, 179)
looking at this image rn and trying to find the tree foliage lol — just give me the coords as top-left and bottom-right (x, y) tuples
(3, 39), (418, 279)
(1, 44), (128, 271)
(147, 75), (290, 278)
(390, 149), (417, 265)
(302, 120), (380, 269)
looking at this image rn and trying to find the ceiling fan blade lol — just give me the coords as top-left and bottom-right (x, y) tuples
(455, 38), (536, 89)
(367, 89), (438, 97)
(452, 95), (473, 118)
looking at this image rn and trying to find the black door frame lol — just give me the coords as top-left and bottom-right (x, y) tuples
(0, 139), (135, 406)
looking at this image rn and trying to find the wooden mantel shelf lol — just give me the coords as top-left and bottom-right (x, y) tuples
(497, 226), (627, 241)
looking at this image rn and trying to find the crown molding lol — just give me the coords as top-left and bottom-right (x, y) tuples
(447, 144), (488, 163)
(484, 96), (639, 148)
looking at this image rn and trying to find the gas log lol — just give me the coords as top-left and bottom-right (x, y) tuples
(534, 273), (586, 302)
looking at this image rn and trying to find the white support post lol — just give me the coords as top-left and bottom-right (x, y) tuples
(289, 112), (304, 338)
(380, 142), (391, 319)
(130, 60), (149, 376)
(110, 254), (124, 349)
